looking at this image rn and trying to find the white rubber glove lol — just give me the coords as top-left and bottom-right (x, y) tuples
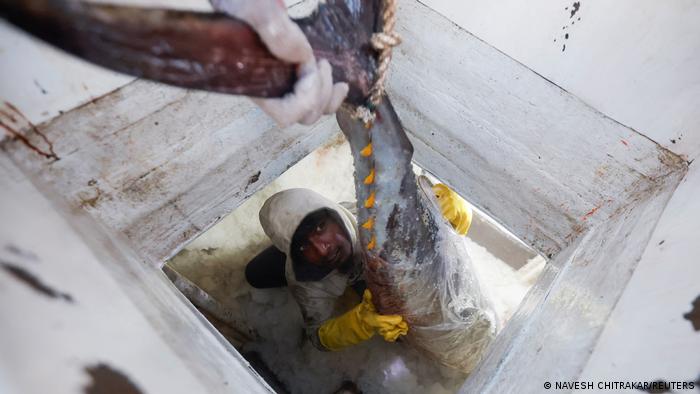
(210, 0), (349, 127)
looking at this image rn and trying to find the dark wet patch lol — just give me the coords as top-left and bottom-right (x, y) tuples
(570, 2), (581, 18)
(333, 380), (362, 394)
(1, 262), (73, 303)
(248, 171), (261, 186)
(682, 295), (700, 331)
(4, 244), (39, 261)
(241, 351), (290, 394)
(84, 363), (144, 394)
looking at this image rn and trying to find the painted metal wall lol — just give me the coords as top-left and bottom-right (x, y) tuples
(422, 0), (700, 161)
(418, 0), (700, 386)
(0, 155), (273, 394)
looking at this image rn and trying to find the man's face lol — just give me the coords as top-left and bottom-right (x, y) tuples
(299, 215), (352, 269)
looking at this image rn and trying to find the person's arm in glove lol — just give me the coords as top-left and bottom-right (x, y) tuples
(318, 289), (408, 351)
(433, 183), (473, 235)
(209, 0), (349, 127)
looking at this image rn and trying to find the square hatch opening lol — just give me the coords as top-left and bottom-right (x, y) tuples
(164, 134), (545, 394)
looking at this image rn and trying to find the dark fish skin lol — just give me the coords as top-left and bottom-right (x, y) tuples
(0, 0), (379, 104)
(337, 99), (437, 315)
(337, 100), (498, 373)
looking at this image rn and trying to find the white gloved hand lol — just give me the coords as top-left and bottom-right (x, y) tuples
(210, 0), (349, 127)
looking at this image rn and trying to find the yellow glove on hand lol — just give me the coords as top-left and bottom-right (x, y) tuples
(433, 183), (473, 236)
(318, 289), (408, 351)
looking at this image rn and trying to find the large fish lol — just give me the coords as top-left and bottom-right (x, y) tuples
(0, 0), (380, 104)
(337, 101), (497, 372)
(2, 0), (497, 372)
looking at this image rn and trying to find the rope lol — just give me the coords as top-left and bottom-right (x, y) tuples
(354, 0), (401, 125)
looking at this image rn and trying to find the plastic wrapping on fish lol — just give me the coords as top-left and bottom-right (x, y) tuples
(366, 182), (498, 372)
(409, 198), (498, 372)
(337, 100), (498, 373)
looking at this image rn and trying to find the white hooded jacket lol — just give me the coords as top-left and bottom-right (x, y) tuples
(259, 188), (363, 350)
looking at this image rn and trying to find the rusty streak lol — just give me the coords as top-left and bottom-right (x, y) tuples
(5, 102), (58, 156)
(581, 205), (601, 221)
(0, 101), (59, 160)
(0, 121), (57, 160)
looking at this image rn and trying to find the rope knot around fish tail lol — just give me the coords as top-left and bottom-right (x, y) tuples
(353, 0), (401, 126)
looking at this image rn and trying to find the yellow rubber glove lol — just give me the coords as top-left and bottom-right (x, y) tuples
(318, 289), (408, 351)
(433, 183), (473, 236)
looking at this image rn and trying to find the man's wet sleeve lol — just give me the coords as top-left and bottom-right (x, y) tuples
(288, 284), (337, 351)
